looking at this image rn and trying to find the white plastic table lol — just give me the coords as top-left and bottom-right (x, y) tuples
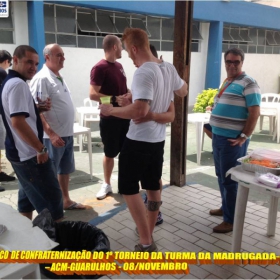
(187, 113), (211, 165)
(227, 166), (280, 252)
(73, 124), (93, 179)
(0, 202), (58, 279)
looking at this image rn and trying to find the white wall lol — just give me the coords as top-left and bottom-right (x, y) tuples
(61, 22), (210, 111)
(0, 2), (28, 55)
(220, 53), (280, 94)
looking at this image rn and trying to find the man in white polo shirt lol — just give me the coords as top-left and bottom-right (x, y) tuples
(30, 44), (85, 210)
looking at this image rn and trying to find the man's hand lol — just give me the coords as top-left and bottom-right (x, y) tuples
(37, 97), (51, 113)
(99, 104), (113, 116)
(49, 132), (65, 147)
(228, 137), (247, 147)
(116, 93), (132, 107)
(133, 111), (153, 124)
(37, 152), (49, 164)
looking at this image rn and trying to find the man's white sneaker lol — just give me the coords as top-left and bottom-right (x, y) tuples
(96, 183), (112, 200)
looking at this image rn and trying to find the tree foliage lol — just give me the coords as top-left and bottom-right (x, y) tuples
(193, 88), (218, 113)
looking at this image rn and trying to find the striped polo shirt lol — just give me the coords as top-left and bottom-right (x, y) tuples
(209, 72), (261, 138)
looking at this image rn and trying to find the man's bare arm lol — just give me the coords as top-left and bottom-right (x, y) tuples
(133, 102), (175, 124)
(100, 99), (150, 120)
(89, 84), (108, 102)
(40, 114), (65, 147)
(174, 82), (188, 97)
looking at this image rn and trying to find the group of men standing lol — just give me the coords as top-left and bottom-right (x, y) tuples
(0, 27), (261, 252)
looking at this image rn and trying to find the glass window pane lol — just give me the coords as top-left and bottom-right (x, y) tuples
(149, 41), (160, 52)
(131, 18), (145, 30)
(56, 6), (76, 34)
(97, 37), (103, 49)
(223, 28), (233, 41)
(113, 16), (130, 34)
(57, 34), (76, 47)
(274, 32), (280, 45)
(248, 46), (256, 53)
(248, 28), (258, 45)
(147, 17), (160, 40)
(191, 42), (199, 52)
(0, 4), (13, 29)
(229, 29), (243, 41)
(273, 46), (280, 54)
(258, 29), (265, 45)
(162, 18), (174, 40)
(222, 43), (229, 52)
(0, 30), (13, 43)
(257, 46), (265, 53)
(96, 11), (117, 34)
(78, 36), (96, 48)
(265, 46), (273, 54)
(240, 30), (253, 42)
(238, 44), (247, 53)
(44, 4), (55, 32)
(229, 44), (238, 49)
(77, 12), (99, 32)
(45, 33), (56, 44)
(161, 41), (173, 51)
(266, 31), (277, 45)
(192, 24), (202, 40)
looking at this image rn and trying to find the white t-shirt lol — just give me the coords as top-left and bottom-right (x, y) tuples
(127, 61), (184, 143)
(30, 64), (75, 138)
(1, 78), (40, 161)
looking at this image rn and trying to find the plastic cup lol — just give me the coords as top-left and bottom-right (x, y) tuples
(100, 96), (111, 104)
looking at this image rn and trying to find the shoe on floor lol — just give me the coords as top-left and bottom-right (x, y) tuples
(0, 186), (5, 192)
(155, 211), (163, 226)
(96, 183), (112, 200)
(134, 240), (158, 252)
(213, 221), (233, 233)
(209, 208), (223, 216)
(0, 172), (16, 182)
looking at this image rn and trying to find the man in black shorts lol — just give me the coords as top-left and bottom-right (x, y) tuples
(89, 35), (130, 199)
(100, 28), (188, 252)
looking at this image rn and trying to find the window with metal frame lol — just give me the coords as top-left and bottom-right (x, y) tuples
(43, 3), (202, 52)
(0, 3), (14, 44)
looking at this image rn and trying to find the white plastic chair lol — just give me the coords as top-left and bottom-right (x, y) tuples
(83, 98), (100, 128)
(260, 93), (280, 135)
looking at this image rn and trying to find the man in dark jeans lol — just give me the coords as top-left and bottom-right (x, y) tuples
(0, 45), (63, 221)
(0, 50), (15, 191)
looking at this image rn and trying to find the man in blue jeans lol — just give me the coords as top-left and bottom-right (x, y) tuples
(0, 45), (63, 221)
(209, 47), (261, 233)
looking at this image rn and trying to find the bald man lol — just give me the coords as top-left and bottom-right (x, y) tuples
(30, 44), (85, 211)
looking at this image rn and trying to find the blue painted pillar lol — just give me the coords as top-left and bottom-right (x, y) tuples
(205, 21), (223, 89)
(27, 1), (45, 69)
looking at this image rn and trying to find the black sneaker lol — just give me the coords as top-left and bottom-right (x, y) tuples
(0, 186), (5, 192)
(0, 172), (16, 182)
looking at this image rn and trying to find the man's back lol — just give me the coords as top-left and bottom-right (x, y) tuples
(127, 61), (183, 143)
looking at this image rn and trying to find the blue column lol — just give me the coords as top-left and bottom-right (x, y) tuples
(27, 1), (45, 69)
(205, 21), (223, 89)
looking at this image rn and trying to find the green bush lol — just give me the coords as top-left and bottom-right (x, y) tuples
(193, 88), (218, 113)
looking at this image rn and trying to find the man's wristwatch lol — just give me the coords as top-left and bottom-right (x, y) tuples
(240, 133), (250, 140)
(37, 146), (48, 155)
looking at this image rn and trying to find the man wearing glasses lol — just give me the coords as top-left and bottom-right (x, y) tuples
(209, 47), (261, 233)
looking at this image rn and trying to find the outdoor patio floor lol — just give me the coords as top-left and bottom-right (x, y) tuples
(1, 118), (280, 279)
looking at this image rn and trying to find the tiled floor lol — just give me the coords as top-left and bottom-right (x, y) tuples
(97, 184), (280, 279)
